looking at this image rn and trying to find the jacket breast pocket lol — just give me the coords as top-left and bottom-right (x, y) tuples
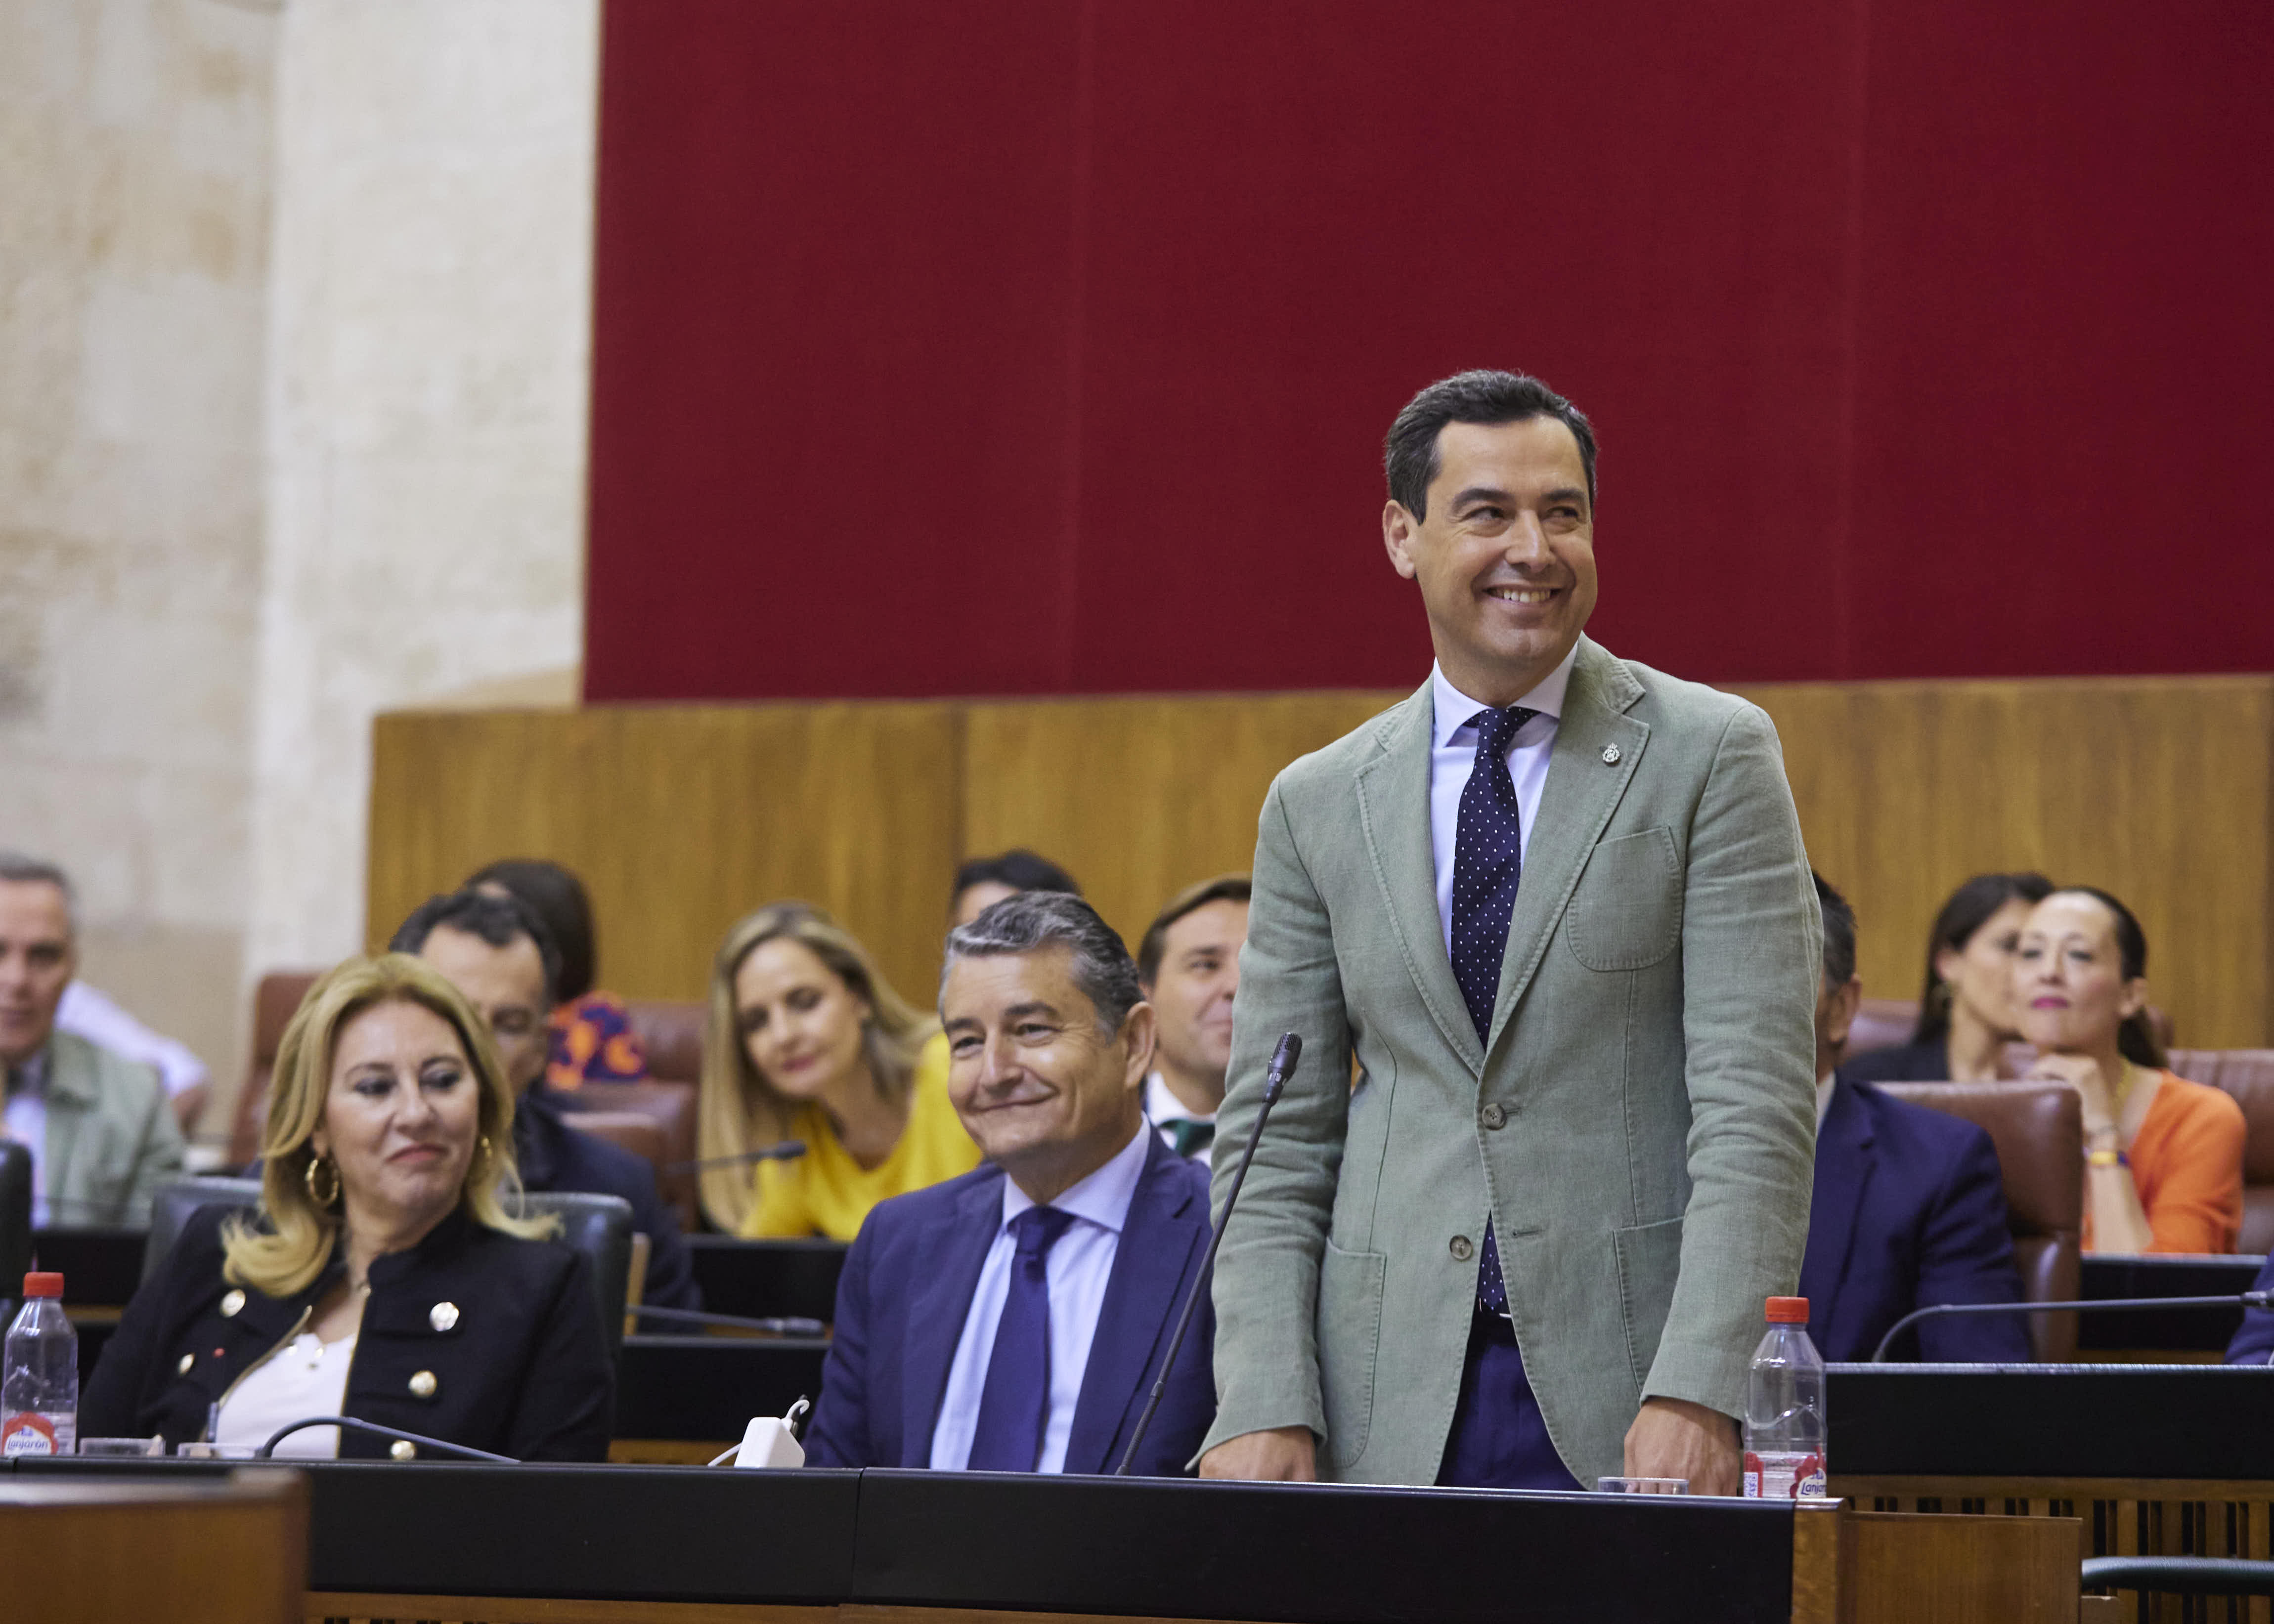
(1566, 826), (1682, 971)
(1316, 1239), (1387, 1472)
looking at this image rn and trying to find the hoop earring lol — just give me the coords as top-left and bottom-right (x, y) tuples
(477, 1134), (494, 1171)
(304, 1152), (342, 1209)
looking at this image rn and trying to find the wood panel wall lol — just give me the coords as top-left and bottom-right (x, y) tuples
(368, 675), (2274, 1046)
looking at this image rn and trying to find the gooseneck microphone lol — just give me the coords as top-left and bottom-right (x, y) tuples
(666, 1141), (810, 1176)
(1868, 1289), (2274, 1363)
(630, 1304), (827, 1336)
(256, 1415), (516, 1462)
(1114, 1031), (1301, 1477)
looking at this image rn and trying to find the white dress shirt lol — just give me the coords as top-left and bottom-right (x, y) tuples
(1143, 1071), (1215, 1163)
(1429, 646), (1580, 952)
(3, 1046), (49, 1225)
(928, 1123), (1152, 1473)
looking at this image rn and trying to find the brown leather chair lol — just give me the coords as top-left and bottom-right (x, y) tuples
(1877, 1081), (2084, 1360)
(2166, 1049), (2274, 1255)
(228, 970), (323, 1167)
(623, 998), (705, 1086)
(561, 1110), (675, 1254)
(553, 1078), (700, 1232)
(1846, 997), (1921, 1058)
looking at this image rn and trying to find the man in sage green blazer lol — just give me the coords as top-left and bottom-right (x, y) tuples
(1, 855), (185, 1226)
(1198, 373), (1818, 1493)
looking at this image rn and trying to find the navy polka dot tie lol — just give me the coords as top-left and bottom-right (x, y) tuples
(1449, 705), (1536, 1315)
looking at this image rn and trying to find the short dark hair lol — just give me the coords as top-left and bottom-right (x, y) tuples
(950, 849), (1082, 907)
(1137, 874), (1252, 985)
(388, 888), (562, 1008)
(1913, 872), (2055, 1044)
(1385, 369), (1599, 520)
(1812, 872), (1857, 989)
(2048, 885), (2168, 1070)
(942, 891), (1140, 1037)
(467, 857), (598, 1002)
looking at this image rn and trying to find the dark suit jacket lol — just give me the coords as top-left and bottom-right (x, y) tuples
(1799, 1079), (2032, 1363)
(1837, 1039), (1951, 1086)
(804, 1132), (1216, 1475)
(2226, 1254), (2274, 1364)
(519, 1090), (700, 1311)
(81, 1204), (614, 1460)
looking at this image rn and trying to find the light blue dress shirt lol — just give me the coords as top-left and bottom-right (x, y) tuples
(928, 1123), (1152, 1473)
(1428, 645), (1578, 954)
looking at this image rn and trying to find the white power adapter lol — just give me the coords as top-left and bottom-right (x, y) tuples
(711, 1398), (809, 1470)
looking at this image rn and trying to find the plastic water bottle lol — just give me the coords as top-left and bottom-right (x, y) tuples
(2, 1273), (78, 1457)
(1742, 1294), (1826, 1498)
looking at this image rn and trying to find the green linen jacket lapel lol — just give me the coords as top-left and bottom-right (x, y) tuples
(1354, 682), (1483, 1074)
(1485, 638), (1649, 1058)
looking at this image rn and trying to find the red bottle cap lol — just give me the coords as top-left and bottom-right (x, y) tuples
(1765, 1295), (1809, 1323)
(21, 1273), (64, 1299)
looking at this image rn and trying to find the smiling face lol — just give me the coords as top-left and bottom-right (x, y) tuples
(1144, 898), (1247, 1108)
(1935, 896), (2038, 1039)
(1382, 416), (1598, 705)
(942, 945), (1152, 1203)
(0, 878), (74, 1067)
(733, 936), (873, 1103)
(2013, 893), (2144, 1055)
(312, 998), (481, 1237)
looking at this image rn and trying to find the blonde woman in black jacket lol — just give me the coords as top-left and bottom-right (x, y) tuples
(82, 955), (612, 1460)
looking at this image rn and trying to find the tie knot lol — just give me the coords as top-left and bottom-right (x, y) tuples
(1009, 1205), (1077, 1260)
(1470, 706), (1539, 752)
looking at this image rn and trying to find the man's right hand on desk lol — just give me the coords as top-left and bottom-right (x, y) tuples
(1198, 1425), (1318, 1481)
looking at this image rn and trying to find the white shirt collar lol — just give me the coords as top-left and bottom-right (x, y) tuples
(1144, 1070), (1215, 1127)
(1001, 1120), (1152, 1236)
(1429, 641), (1580, 751)
(1816, 1070), (1837, 1132)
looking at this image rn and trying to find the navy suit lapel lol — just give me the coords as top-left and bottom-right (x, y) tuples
(1798, 1080), (1875, 1352)
(1063, 1138), (1204, 1475)
(899, 1169), (1005, 1467)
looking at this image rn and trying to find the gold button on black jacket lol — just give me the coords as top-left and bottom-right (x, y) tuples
(81, 1204), (614, 1460)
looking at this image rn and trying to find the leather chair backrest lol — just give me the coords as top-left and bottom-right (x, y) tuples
(622, 999), (705, 1086)
(552, 1079), (699, 1232)
(1847, 998), (1921, 1058)
(2167, 1049), (2274, 1254)
(143, 1177), (636, 1360)
(229, 971), (323, 1166)
(1876, 1081), (2083, 1361)
(0, 1143), (31, 1320)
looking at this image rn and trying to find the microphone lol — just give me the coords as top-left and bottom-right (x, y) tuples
(666, 1141), (809, 1175)
(1114, 1031), (1301, 1477)
(629, 1304), (826, 1337)
(256, 1415), (516, 1462)
(1869, 1290), (2274, 1362)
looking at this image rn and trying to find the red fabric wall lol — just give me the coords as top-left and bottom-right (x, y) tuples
(585, 1), (2273, 702)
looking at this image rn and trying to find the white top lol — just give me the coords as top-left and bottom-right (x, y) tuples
(2, 1047), (49, 1225)
(58, 982), (210, 1098)
(213, 1332), (357, 1458)
(1428, 646), (1579, 954)
(928, 1124), (1151, 1473)
(1143, 1071), (1214, 1163)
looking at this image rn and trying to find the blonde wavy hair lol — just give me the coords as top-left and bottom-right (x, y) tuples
(697, 902), (937, 1233)
(222, 953), (555, 1298)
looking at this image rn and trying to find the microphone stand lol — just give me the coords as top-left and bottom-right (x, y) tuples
(256, 1415), (516, 1462)
(666, 1142), (809, 1176)
(1869, 1290), (2274, 1363)
(630, 1304), (827, 1337)
(1114, 1032), (1301, 1477)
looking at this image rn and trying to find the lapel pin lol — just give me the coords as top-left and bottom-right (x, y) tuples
(1601, 744), (1622, 765)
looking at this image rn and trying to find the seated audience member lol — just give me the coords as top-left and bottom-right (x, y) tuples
(390, 890), (699, 1310)
(949, 849), (1081, 931)
(82, 955), (613, 1458)
(467, 857), (648, 1092)
(804, 893), (1216, 1474)
(698, 902), (976, 1238)
(1135, 875), (1250, 1162)
(2225, 1254), (2274, 1364)
(2018, 888), (2245, 1254)
(0, 853), (184, 1224)
(1799, 876), (2030, 1362)
(1839, 872), (2054, 1084)
(58, 982), (210, 1103)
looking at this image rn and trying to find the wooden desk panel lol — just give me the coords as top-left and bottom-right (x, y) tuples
(2, 1469), (306, 1624)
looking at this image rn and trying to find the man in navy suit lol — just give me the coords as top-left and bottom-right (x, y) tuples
(804, 892), (1216, 1474)
(1800, 876), (2031, 1363)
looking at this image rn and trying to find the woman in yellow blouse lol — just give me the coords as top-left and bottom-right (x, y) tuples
(696, 902), (978, 1238)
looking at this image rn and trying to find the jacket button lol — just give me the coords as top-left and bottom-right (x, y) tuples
(1480, 1104), (1507, 1130)
(390, 1439), (418, 1461)
(429, 1301), (460, 1332)
(219, 1289), (245, 1318)
(1449, 1235), (1474, 1262)
(408, 1370), (438, 1399)
(176, 1353), (195, 1375)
